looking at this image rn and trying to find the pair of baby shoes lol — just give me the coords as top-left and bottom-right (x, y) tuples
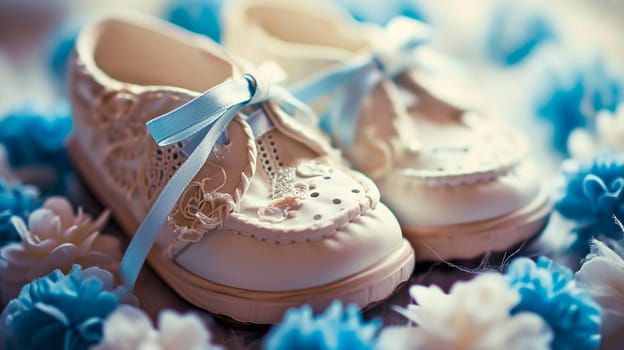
(223, 0), (551, 261)
(67, 0), (549, 324)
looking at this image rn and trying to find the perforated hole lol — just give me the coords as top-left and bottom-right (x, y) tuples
(258, 133), (287, 177)
(311, 192), (319, 198)
(313, 214), (322, 220)
(332, 198), (342, 205)
(258, 138), (276, 176)
(351, 189), (360, 193)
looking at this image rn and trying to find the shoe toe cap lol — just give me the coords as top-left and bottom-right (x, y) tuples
(174, 202), (406, 291)
(380, 160), (542, 227)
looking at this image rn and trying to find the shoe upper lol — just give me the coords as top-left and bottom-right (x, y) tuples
(69, 13), (407, 291)
(223, 0), (544, 227)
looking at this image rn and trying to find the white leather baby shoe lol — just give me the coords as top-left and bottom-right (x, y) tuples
(67, 13), (414, 324)
(223, 0), (551, 261)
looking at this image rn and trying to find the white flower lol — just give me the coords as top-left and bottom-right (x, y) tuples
(576, 239), (624, 336)
(377, 273), (553, 350)
(92, 305), (222, 350)
(569, 103), (624, 159)
(0, 196), (119, 302)
(596, 105), (624, 148)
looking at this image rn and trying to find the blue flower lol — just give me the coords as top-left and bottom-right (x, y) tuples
(335, 0), (426, 25)
(265, 301), (380, 350)
(0, 179), (40, 248)
(166, 0), (223, 42)
(538, 60), (622, 154)
(555, 157), (624, 250)
(486, 3), (556, 66)
(506, 257), (602, 350)
(2, 265), (122, 350)
(0, 103), (72, 193)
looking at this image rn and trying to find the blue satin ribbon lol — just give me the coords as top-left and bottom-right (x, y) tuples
(119, 73), (313, 289)
(291, 17), (430, 147)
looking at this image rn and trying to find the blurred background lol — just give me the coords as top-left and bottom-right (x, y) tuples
(2, 0), (624, 164)
(1, 0), (624, 348)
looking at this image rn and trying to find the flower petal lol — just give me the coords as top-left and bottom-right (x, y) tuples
(158, 311), (209, 349)
(27, 244), (77, 279)
(43, 197), (75, 229)
(28, 208), (61, 238)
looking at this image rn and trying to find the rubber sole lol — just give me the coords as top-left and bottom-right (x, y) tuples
(67, 135), (415, 324)
(403, 186), (552, 261)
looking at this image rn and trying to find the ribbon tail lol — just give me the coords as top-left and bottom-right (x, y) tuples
(119, 107), (241, 289)
(291, 58), (372, 102)
(329, 68), (383, 147)
(272, 85), (318, 125)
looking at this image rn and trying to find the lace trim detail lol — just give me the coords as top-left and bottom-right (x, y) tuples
(256, 159), (349, 224)
(258, 167), (307, 223)
(94, 91), (142, 198)
(165, 119), (256, 254)
(270, 167), (305, 199)
(138, 141), (186, 207)
(168, 174), (235, 244)
(88, 89), (196, 203)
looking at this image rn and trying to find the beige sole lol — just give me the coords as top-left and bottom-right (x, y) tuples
(404, 186), (552, 261)
(67, 136), (415, 324)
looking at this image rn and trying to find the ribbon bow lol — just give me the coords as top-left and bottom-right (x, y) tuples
(119, 68), (313, 289)
(292, 17), (433, 147)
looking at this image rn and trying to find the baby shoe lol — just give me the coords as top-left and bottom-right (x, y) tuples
(67, 13), (414, 324)
(223, 0), (551, 261)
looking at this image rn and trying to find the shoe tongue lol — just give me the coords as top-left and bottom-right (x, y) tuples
(245, 103), (337, 162)
(230, 55), (340, 159)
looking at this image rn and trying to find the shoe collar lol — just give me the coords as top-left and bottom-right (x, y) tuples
(76, 12), (239, 97)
